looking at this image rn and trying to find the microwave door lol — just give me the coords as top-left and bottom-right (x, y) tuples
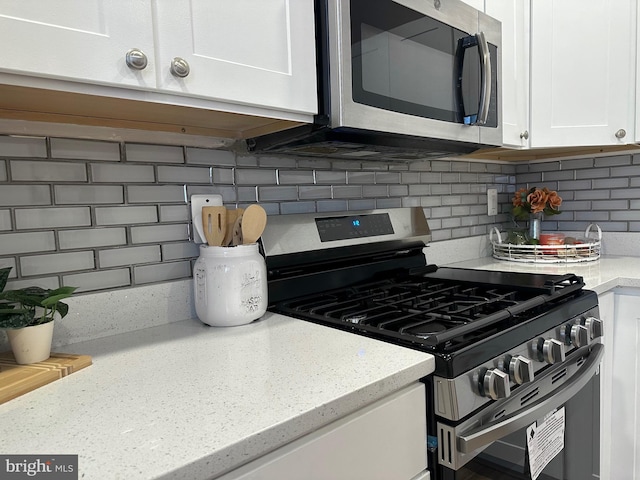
(332, 0), (482, 144)
(477, 9), (503, 147)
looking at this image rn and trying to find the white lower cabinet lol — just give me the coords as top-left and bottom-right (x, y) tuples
(600, 288), (640, 480)
(217, 382), (428, 480)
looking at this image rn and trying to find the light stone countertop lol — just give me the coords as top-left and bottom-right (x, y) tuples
(0, 312), (435, 480)
(444, 255), (640, 294)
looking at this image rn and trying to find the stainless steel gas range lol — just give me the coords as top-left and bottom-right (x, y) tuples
(261, 207), (603, 480)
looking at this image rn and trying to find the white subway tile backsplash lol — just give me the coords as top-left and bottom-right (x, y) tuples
(0, 210), (11, 230)
(0, 160), (6, 181)
(186, 185), (236, 202)
(134, 261), (191, 284)
(575, 168), (610, 180)
(237, 187), (258, 202)
(0, 136), (47, 158)
(258, 156), (296, 168)
(0, 185), (51, 206)
(63, 269), (131, 292)
(16, 207), (91, 229)
(11, 160), (87, 182)
(409, 185), (430, 196)
(127, 185), (185, 203)
(159, 205), (189, 222)
(55, 185), (123, 204)
(297, 158), (331, 170)
(99, 245), (161, 267)
(91, 163), (155, 183)
(611, 188), (640, 199)
(0, 231), (55, 255)
(50, 138), (120, 161)
(186, 147), (235, 166)
(157, 166), (211, 184)
(95, 206), (158, 225)
(125, 143), (184, 163)
(130, 224), (189, 244)
(363, 185), (389, 197)
(161, 242), (199, 261)
(20, 251), (94, 276)
(594, 155), (631, 167)
(59, 227), (126, 250)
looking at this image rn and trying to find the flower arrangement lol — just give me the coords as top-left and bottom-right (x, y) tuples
(512, 187), (562, 220)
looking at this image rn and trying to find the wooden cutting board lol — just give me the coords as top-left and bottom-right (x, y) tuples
(0, 352), (92, 405)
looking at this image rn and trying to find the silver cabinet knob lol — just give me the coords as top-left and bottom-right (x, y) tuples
(540, 338), (565, 364)
(170, 57), (190, 78)
(583, 316), (603, 340)
(565, 325), (591, 347)
(615, 129), (626, 139)
(509, 355), (534, 385)
(125, 48), (148, 70)
(520, 130), (529, 140)
(482, 368), (511, 400)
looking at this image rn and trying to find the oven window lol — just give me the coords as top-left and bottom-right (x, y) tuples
(350, 0), (479, 123)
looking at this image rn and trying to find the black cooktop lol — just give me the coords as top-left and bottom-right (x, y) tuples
(269, 267), (597, 377)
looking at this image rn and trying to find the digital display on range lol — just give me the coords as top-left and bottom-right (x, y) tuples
(315, 213), (394, 242)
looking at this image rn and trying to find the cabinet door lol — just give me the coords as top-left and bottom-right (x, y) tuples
(459, 0), (484, 10)
(0, 1), (156, 88)
(485, 0), (530, 148)
(530, 0), (635, 147)
(154, 0), (317, 115)
(606, 291), (640, 480)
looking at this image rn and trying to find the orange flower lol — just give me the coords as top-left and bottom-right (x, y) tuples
(527, 189), (549, 214)
(546, 190), (562, 211)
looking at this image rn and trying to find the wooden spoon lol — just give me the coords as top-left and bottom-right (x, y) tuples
(231, 215), (243, 246)
(201, 206), (227, 246)
(241, 204), (267, 245)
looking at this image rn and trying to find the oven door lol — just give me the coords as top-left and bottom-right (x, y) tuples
(433, 343), (602, 480)
(327, 0), (501, 145)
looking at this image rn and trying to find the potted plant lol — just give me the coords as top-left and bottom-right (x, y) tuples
(0, 267), (76, 364)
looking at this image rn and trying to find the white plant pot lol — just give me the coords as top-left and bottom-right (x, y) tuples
(6, 321), (54, 364)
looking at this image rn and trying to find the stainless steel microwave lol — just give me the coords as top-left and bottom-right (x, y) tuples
(248, 0), (502, 160)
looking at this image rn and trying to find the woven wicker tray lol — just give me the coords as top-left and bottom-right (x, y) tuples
(490, 224), (602, 264)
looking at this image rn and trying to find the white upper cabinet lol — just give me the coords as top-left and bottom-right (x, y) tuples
(0, 1), (156, 88)
(485, 0), (530, 148)
(459, 0), (484, 10)
(153, 0), (317, 115)
(0, 0), (317, 118)
(529, 0), (635, 147)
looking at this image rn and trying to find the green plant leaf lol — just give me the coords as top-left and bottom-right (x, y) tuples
(56, 302), (69, 319)
(0, 310), (35, 329)
(0, 267), (11, 293)
(48, 286), (77, 296)
(41, 293), (75, 307)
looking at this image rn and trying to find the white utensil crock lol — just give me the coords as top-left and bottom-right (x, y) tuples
(194, 243), (267, 327)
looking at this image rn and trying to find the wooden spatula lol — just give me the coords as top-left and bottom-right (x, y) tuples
(241, 204), (267, 245)
(223, 208), (244, 246)
(201, 206), (227, 246)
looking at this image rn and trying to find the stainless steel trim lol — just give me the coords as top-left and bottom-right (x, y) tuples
(458, 343), (603, 454)
(473, 31), (491, 126)
(261, 207), (431, 258)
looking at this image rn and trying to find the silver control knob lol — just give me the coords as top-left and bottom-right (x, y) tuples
(565, 324), (591, 348)
(170, 57), (190, 78)
(541, 338), (565, 364)
(509, 355), (534, 385)
(582, 316), (603, 340)
(482, 368), (511, 400)
(125, 48), (148, 70)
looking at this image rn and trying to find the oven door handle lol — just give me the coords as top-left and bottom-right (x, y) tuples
(457, 343), (603, 454)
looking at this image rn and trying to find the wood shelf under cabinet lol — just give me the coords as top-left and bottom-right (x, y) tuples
(0, 84), (305, 140)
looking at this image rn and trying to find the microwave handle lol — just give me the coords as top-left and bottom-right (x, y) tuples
(457, 343), (603, 454)
(455, 32), (492, 126)
(475, 31), (491, 126)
